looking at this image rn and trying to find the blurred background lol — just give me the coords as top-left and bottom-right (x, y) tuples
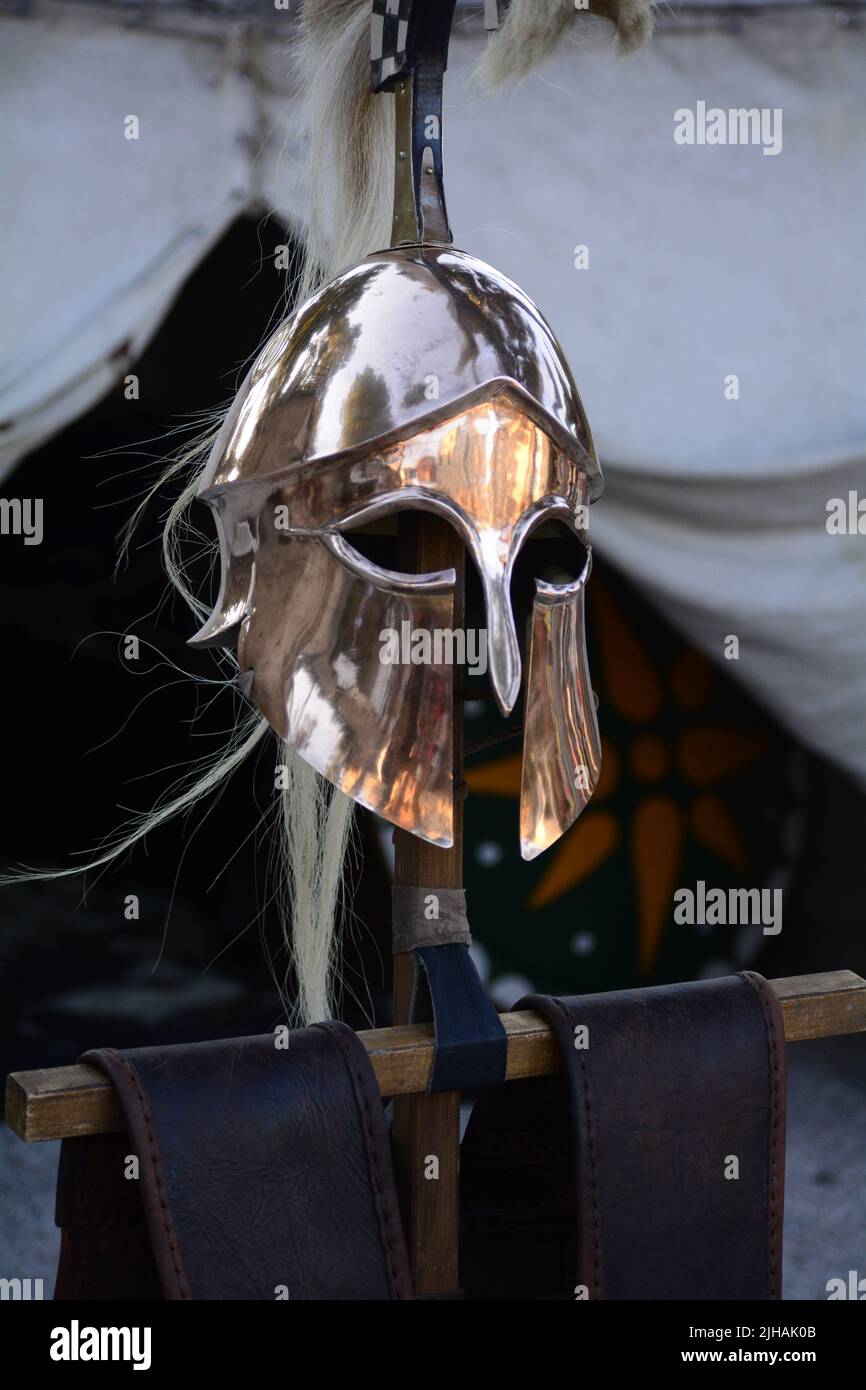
(1, 0), (864, 1299)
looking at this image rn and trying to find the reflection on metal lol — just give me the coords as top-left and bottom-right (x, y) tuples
(521, 554), (601, 859)
(238, 523), (457, 846)
(192, 241), (603, 857)
(391, 79), (423, 248)
(198, 246), (599, 498)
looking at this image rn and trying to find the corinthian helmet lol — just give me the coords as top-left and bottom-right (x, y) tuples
(191, 243), (602, 859)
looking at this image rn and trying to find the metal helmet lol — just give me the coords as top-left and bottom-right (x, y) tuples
(189, 4), (603, 860)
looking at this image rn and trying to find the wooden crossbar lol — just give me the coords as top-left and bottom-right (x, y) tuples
(5, 971), (865, 1145)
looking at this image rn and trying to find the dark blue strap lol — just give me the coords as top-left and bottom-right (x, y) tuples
(410, 943), (507, 1093)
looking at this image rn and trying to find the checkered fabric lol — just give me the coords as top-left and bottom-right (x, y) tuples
(370, 0), (413, 90)
(484, 0), (505, 29)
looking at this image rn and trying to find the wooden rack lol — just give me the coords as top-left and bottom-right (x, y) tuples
(7, 969), (866, 1296)
(8, 969), (866, 1142)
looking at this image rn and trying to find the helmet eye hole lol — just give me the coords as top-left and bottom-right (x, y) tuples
(507, 519), (588, 662)
(336, 520), (399, 571)
(513, 518), (588, 592)
(337, 511), (464, 578)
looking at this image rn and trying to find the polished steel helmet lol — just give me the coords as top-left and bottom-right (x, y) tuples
(190, 5), (603, 860)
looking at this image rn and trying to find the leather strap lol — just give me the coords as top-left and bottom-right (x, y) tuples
(410, 942), (508, 1093)
(54, 1022), (413, 1301)
(460, 972), (786, 1300)
(392, 884), (507, 1094)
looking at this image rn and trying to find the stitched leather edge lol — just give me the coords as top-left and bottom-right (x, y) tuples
(737, 971), (787, 1300)
(80, 1048), (192, 1300)
(313, 1022), (415, 1301)
(547, 995), (604, 1300)
(518, 993), (604, 1300)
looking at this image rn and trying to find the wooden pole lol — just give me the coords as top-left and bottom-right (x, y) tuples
(390, 512), (465, 1297)
(7, 972), (866, 1145)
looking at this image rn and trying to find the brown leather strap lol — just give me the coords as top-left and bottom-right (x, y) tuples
(55, 1022), (413, 1301)
(460, 972), (786, 1300)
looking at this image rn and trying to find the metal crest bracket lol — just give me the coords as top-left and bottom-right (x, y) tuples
(370, 0), (462, 247)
